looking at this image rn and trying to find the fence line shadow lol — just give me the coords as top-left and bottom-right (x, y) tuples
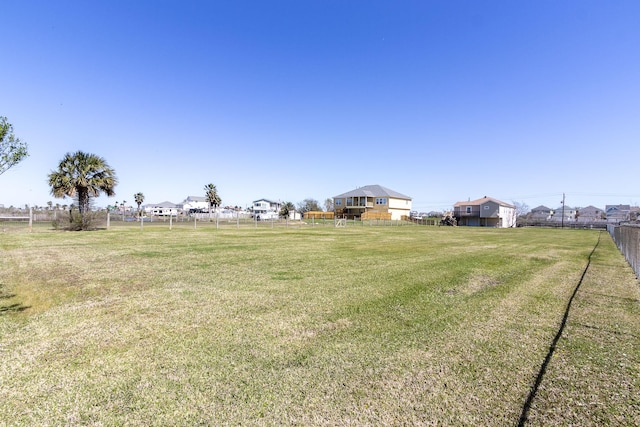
(517, 232), (601, 426)
(0, 303), (31, 314)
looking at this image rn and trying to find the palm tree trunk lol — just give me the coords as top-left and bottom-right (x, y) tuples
(78, 188), (90, 215)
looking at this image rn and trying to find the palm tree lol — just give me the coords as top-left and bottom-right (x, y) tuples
(134, 192), (145, 217)
(48, 151), (118, 225)
(280, 201), (295, 219)
(204, 183), (221, 220)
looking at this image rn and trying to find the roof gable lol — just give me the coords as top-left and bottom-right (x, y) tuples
(531, 205), (551, 212)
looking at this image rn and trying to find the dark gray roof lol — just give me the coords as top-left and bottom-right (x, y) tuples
(334, 185), (411, 200)
(579, 205), (602, 211)
(149, 201), (178, 208)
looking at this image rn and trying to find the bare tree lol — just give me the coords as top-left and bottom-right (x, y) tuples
(512, 201), (530, 218)
(297, 198), (321, 214)
(324, 198), (334, 212)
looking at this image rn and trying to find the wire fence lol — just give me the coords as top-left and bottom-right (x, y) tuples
(0, 212), (435, 233)
(607, 223), (640, 278)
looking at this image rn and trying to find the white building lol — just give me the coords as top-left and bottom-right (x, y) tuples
(182, 196), (209, 213)
(144, 201), (179, 217)
(251, 199), (282, 219)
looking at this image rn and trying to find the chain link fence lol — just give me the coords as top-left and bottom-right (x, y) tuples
(607, 224), (640, 278)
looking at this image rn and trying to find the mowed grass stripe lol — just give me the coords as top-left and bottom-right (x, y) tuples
(0, 227), (637, 425)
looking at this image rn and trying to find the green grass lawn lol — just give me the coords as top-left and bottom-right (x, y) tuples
(1, 226), (638, 425)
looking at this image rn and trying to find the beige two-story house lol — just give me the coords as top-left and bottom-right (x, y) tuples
(333, 185), (412, 220)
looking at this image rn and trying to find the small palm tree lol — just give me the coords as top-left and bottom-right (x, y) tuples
(204, 183), (221, 220)
(134, 192), (145, 217)
(280, 201), (295, 219)
(48, 151), (117, 228)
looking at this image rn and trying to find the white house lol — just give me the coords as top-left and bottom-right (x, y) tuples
(182, 196), (209, 213)
(252, 199), (282, 220)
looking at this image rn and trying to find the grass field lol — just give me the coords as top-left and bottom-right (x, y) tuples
(1, 225), (638, 425)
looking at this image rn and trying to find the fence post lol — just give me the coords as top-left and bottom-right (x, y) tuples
(29, 207), (33, 232)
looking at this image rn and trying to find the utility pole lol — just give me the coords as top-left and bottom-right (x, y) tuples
(561, 193), (565, 229)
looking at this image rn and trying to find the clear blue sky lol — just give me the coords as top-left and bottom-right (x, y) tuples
(1, 0), (639, 212)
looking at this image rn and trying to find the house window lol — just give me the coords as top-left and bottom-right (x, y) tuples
(376, 198), (387, 205)
(466, 206), (472, 214)
(484, 206), (490, 210)
(335, 199), (342, 206)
